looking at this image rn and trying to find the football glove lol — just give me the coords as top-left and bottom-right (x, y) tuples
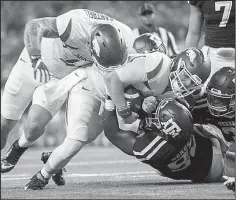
(142, 96), (158, 113)
(121, 112), (139, 124)
(31, 56), (51, 83)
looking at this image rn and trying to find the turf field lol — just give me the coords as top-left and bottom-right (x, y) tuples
(1, 146), (235, 199)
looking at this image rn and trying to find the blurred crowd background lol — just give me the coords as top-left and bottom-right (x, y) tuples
(1, 1), (204, 148)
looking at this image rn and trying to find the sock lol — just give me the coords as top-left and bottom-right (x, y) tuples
(41, 167), (52, 179)
(18, 131), (34, 148)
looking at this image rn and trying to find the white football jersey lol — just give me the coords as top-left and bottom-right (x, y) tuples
(47, 9), (135, 78)
(115, 51), (172, 97)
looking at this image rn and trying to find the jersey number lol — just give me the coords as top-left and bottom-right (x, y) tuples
(215, 1), (232, 27)
(222, 127), (235, 136)
(168, 137), (196, 172)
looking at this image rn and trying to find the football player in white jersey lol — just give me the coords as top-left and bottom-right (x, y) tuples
(1, 9), (135, 182)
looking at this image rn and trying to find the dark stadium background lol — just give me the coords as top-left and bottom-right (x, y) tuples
(1, 1), (205, 148)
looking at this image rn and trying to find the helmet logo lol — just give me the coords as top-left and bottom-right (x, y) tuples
(161, 118), (181, 138)
(92, 39), (100, 57)
(186, 49), (196, 63)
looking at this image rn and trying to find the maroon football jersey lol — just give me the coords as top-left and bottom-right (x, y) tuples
(133, 131), (213, 181)
(189, 0), (235, 48)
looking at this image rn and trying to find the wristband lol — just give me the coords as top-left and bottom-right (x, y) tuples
(117, 106), (132, 118)
(30, 55), (41, 61)
(29, 49), (41, 61)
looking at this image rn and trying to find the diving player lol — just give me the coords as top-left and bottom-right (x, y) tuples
(103, 97), (232, 182)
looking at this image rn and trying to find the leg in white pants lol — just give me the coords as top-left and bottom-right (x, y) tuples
(1, 48), (42, 150)
(41, 77), (104, 176)
(202, 46), (235, 87)
(21, 79), (67, 144)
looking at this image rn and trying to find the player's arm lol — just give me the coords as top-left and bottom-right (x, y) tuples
(185, 4), (203, 48)
(24, 17), (59, 57)
(103, 99), (137, 156)
(104, 71), (127, 109)
(133, 131), (175, 164)
(103, 56), (146, 123)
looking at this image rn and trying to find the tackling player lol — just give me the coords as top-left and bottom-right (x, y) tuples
(103, 97), (233, 182)
(185, 0), (235, 86)
(101, 46), (211, 125)
(1, 9), (135, 182)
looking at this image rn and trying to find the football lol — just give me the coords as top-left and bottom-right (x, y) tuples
(124, 85), (142, 114)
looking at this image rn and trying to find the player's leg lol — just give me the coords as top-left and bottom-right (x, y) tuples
(203, 138), (225, 182)
(1, 48), (41, 151)
(24, 78), (104, 190)
(1, 80), (67, 173)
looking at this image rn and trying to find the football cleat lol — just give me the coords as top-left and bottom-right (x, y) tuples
(24, 171), (49, 190)
(41, 152), (66, 186)
(1, 139), (28, 173)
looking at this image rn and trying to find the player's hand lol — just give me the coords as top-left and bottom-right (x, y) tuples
(31, 57), (51, 83)
(142, 96), (158, 113)
(223, 176), (235, 191)
(122, 112), (139, 124)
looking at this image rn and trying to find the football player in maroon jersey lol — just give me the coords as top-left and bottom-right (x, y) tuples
(191, 66), (235, 191)
(185, 0), (235, 86)
(103, 97), (233, 182)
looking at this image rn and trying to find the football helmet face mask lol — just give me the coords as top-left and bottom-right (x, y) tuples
(133, 33), (166, 54)
(91, 24), (128, 71)
(145, 98), (193, 141)
(170, 48), (211, 98)
(207, 67), (235, 117)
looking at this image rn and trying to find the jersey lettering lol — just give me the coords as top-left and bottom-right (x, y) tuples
(168, 136), (196, 172)
(215, 1), (233, 27)
(84, 9), (113, 21)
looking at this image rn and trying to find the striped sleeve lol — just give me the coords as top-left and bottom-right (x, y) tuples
(133, 132), (174, 162)
(192, 93), (208, 124)
(192, 93), (208, 110)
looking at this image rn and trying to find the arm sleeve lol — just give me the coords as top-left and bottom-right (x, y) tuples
(115, 56), (147, 85)
(133, 132), (175, 162)
(56, 9), (89, 42)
